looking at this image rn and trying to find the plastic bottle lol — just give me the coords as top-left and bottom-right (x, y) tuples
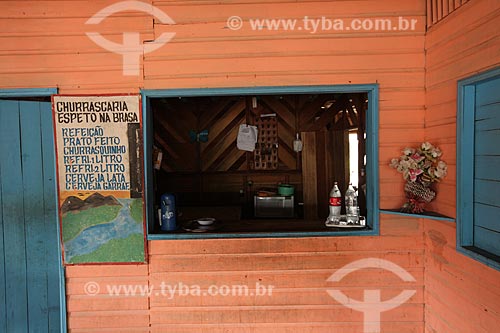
(293, 133), (303, 152)
(345, 183), (359, 224)
(326, 182), (342, 226)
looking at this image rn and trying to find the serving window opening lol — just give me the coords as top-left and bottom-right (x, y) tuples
(148, 92), (370, 234)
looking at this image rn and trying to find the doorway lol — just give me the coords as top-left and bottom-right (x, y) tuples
(0, 91), (66, 332)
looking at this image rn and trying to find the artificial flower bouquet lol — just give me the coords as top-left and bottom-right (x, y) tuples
(389, 142), (447, 213)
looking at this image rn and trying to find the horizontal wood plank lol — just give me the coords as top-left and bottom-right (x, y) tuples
(68, 311), (150, 329)
(150, 322), (424, 333)
(474, 179), (500, 207)
(474, 226), (500, 256)
(150, 303), (424, 324)
(475, 156), (500, 182)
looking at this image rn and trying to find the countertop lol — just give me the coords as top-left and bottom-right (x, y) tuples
(152, 218), (369, 236)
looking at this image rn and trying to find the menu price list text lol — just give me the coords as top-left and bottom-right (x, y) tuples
(61, 126), (130, 191)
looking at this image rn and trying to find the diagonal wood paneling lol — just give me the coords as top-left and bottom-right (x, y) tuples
(200, 98), (246, 171)
(153, 93), (368, 174)
(202, 114), (246, 171)
(154, 95), (301, 172)
(153, 98), (198, 172)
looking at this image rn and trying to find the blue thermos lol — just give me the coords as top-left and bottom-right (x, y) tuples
(160, 193), (176, 231)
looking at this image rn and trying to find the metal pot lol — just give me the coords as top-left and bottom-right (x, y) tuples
(278, 184), (295, 196)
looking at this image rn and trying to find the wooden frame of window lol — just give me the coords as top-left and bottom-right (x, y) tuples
(457, 67), (500, 271)
(142, 84), (379, 239)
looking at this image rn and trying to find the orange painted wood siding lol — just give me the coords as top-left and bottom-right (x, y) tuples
(63, 217), (500, 332)
(425, 0), (500, 217)
(146, 0), (427, 209)
(0, 0), (153, 92)
(424, 0), (500, 331)
(424, 219), (500, 333)
(65, 215), (425, 332)
(65, 264), (150, 332)
(0, 0), (427, 209)
(3, 0), (500, 332)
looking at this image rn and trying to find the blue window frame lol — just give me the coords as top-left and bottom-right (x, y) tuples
(457, 67), (500, 270)
(142, 84), (379, 239)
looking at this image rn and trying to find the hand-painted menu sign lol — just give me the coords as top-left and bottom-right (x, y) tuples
(52, 95), (145, 264)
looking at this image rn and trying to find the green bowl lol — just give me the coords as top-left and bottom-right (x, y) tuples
(278, 184), (295, 196)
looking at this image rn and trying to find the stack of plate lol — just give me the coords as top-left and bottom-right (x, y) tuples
(183, 217), (217, 232)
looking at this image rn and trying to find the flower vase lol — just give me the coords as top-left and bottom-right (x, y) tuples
(402, 181), (436, 214)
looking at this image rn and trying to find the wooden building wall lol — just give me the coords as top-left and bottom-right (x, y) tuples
(424, 0), (500, 332)
(0, 0), (427, 209)
(0, 1), (151, 93)
(425, 0), (499, 218)
(424, 220), (500, 333)
(146, 0), (427, 210)
(65, 265), (150, 332)
(1, 0), (500, 332)
(64, 218), (500, 333)
(65, 215), (425, 333)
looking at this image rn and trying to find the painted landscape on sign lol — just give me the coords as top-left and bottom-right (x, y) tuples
(61, 192), (144, 264)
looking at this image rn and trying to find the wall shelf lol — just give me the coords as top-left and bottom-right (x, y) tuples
(380, 209), (455, 222)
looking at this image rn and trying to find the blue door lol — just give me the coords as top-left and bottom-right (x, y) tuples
(0, 99), (65, 332)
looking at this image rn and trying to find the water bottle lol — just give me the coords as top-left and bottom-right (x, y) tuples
(160, 193), (176, 231)
(345, 183), (359, 224)
(326, 182), (342, 226)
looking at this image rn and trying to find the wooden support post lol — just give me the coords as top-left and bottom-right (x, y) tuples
(301, 132), (318, 220)
(331, 129), (349, 209)
(316, 130), (328, 218)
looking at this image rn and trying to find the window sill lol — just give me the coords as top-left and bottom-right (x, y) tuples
(380, 209), (455, 222)
(459, 246), (500, 272)
(147, 218), (375, 240)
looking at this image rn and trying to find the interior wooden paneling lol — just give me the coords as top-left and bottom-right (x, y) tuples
(152, 92), (367, 216)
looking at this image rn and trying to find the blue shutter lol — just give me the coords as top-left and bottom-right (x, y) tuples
(473, 76), (500, 256)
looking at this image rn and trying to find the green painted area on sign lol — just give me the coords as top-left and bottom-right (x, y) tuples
(130, 199), (144, 223)
(62, 205), (121, 242)
(69, 233), (145, 263)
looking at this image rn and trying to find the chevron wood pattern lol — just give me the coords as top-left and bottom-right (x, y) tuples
(153, 95), (302, 173)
